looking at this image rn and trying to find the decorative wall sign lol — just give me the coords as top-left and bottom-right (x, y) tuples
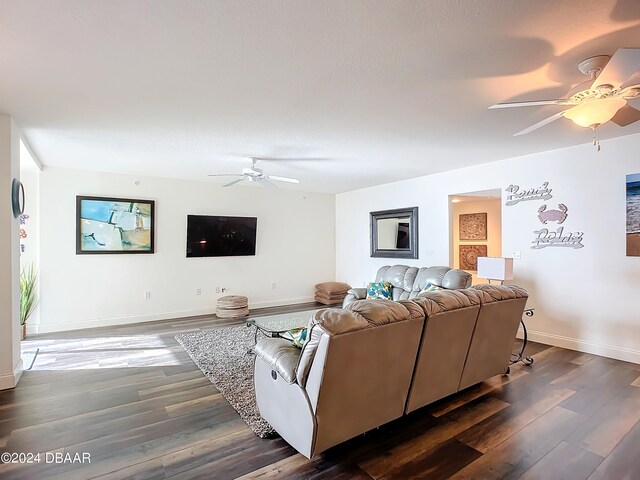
(532, 227), (584, 249)
(505, 182), (553, 206)
(627, 173), (640, 257)
(459, 245), (487, 270)
(76, 196), (155, 254)
(459, 213), (487, 240)
(19, 214), (30, 253)
(537, 204), (568, 224)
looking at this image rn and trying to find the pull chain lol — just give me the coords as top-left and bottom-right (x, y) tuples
(592, 126), (601, 152)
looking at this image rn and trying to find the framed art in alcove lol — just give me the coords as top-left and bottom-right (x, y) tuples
(628, 173), (640, 257)
(459, 244), (487, 271)
(76, 196), (155, 254)
(459, 212), (487, 241)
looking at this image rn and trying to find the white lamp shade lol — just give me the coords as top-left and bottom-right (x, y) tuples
(477, 257), (514, 281)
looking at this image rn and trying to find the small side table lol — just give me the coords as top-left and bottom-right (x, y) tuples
(511, 308), (534, 366)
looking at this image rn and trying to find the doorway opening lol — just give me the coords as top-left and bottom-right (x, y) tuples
(449, 189), (502, 285)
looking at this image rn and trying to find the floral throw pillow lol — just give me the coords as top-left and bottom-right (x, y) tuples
(366, 281), (393, 300)
(419, 283), (444, 296)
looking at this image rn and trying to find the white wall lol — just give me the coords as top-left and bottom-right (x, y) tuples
(19, 169), (40, 330)
(0, 115), (23, 389)
(36, 167), (335, 333)
(451, 198), (502, 284)
(337, 132), (640, 364)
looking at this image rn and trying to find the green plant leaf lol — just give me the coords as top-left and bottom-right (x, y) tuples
(20, 263), (38, 326)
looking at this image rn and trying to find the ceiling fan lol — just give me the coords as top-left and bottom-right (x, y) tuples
(208, 158), (300, 188)
(490, 48), (640, 149)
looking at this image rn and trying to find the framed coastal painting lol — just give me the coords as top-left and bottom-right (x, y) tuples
(76, 196), (155, 254)
(627, 174), (640, 257)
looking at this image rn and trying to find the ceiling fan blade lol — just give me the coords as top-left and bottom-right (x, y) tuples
(489, 99), (570, 109)
(252, 156), (327, 163)
(208, 174), (244, 177)
(611, 105), (640, 127)
(258, 178), (278, 189)
(267, 175), (300, 184)
(621, 71), (640, 90)
(591, 48), (640, 90)
(222, 178), (246, 188)
(513, 110), (567, 136)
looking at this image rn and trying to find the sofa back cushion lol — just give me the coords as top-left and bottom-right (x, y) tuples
(299, 299), (424, 456)
(375, 265), (418, 300)
(375, 265), (472, 300)
(458, 284), (528, 390)
(405, 289), (482, 413)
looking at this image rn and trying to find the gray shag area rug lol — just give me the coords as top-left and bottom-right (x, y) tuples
(175, 325), (276, 438)
(176, 310), (320, 437)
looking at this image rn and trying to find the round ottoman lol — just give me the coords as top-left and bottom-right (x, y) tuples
(216, 295), (249, 318)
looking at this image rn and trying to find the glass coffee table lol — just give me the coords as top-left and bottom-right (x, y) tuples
(246, 310), (319, 353)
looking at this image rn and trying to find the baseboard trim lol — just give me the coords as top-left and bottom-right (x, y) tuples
(518, 328), (640, 365)
(0, 360), (24, 390)
(29, 297), (316, 334)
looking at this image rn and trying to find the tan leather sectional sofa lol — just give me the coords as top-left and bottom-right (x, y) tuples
(253, 284), (528, 459)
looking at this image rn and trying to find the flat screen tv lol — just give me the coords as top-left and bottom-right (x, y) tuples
(186, 215), (257, 258)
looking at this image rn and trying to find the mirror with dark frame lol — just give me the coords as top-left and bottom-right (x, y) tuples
(370, 207), (418, 259)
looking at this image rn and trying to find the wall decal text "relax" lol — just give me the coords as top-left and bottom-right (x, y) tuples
(505, 182), (553, 206)
(532, 227), (584, 249)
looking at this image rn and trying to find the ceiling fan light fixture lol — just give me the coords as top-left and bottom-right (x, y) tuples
(564, 97), (627, 128)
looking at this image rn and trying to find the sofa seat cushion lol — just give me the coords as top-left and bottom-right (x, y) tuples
(366, 281), (393, 300)
(254, 338), (301, 384)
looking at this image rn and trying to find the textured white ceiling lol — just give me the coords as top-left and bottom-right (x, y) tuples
(1, 0), (640, 193)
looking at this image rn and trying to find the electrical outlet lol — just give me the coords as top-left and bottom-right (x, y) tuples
(512, 251), (522, 260)
(144, 291), (151, 300)
(271, 282), (277, 289)
(215, 287), (220, 293)
(196, 288), (202, 296)
(221, 287), (226, 293)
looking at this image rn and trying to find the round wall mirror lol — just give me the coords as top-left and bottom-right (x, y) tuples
(11, 178), (25, 219)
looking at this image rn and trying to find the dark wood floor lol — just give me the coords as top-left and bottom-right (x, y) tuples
(1, 305), (640, 479)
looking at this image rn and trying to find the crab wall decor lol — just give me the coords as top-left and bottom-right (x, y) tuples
(538, 204), (568, 224)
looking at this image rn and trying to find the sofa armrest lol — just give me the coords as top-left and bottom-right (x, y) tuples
(349, 287), (367, 299)
(342, 287), (367, 307)
(254, 338), (301, 384)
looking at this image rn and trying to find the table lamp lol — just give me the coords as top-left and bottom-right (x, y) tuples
(477, 257), (513, 285)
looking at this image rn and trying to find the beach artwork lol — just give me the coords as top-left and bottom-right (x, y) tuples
(76, 196), (155, 254)
(628, 174), (640, 257)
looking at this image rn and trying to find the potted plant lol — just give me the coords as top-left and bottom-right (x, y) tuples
(20, 264), (38, 340)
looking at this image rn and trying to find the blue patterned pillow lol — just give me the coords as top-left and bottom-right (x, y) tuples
(419, 283), (444, 295)
(366, 281), (393, 300)
(282, 327), (308, 348)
